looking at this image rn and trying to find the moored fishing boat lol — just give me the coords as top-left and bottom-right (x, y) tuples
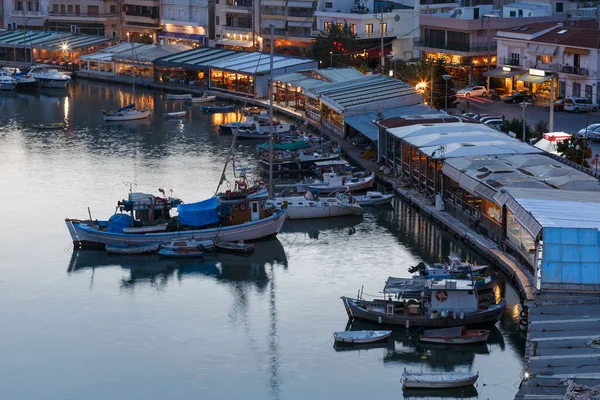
(420, 326), (490, 345)
(298, 171), (375, 193)
(354, 192), (394, 206)
(341, 277), (505, 328)
(259, 142), (342, 173)
(333, 330), (392, 344)
(0, 69), (17, 90)
(401, 370), (479, 389)
(268, 190), (363, 219)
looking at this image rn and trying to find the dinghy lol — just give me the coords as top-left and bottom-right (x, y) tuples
(353, 191), (394, 206)
(401, 370), (479, 389)
(165, 93), (192, 100)
(333, 330), (392, 344)
(202, 104), (234, 112)
(164, 111), (187, 119)
(420, 326), (490, 345)
(215, 240), (254, 254)
(105, 243), (159, 255)
(189, 95), (216, 103)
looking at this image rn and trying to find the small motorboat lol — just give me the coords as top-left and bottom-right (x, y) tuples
(33, 122), (66, 130)
(103, 104), (151, 121)
(233, 129), (270, 140)
(333, 330), (392, 344)
(122, 223), (168, 234)
(215, 240), (255, 254)
(165, 93), (192, 100)
(189, 95), (216, 103)
(105, 243), (160, 255)
(353, 191), (394, 206)
(420, 326), (490, 345)
(202, 103), (234, 112)
(164, 111), (187, 119)
(401, 370), (479, 389)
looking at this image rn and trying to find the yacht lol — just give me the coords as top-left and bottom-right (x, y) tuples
(0, 69), (17, 91)
(27, 65), (70, 89)
(267, 191), (364, 219)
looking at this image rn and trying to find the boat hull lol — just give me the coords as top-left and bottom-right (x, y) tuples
(66, 211), (287, 248)
(190, 96), (216, 103)
(36, 78), (69, 89)
(284, 205), (363, 219)
(341, 297), (505, 328)
(354, 193), (394, 206)
(420, 330), (490, 344)
(103, 110), (151, 121)
(333, 330), (392, 344)
(105, 243), (159, 255)
(0, 81), (16, 90)
(402, 373), (479, 389)
(165, 94), (192, 100)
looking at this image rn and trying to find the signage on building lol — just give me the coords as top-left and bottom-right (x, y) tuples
(529, 68), (545, 77)
(502, 67), (511, 72)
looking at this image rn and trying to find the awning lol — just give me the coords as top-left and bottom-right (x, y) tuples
(159, 32), (206, 43)
(564, 47), (589, 55)
(344, 113), (378, 141)
(287, 0), (313, 7)
(261, 19), (286, 29)
(217, 38), (254, 48)
(527, 43), (557, 56)
(483, 68), (525, 78)
(517, 73), (554, 84)
(287, 20), (313, 28)
(262, 0), (284, 5)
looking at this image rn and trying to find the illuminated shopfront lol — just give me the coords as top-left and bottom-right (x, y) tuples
(209, 70), (254, 95)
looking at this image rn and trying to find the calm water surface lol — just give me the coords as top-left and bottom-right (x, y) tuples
(0, 81), (525, 400)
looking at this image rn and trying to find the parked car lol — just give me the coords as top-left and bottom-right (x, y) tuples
(472, 113), (499, 121)
(564, 97), (598, 113)
(501, 90), (532, 104)
(483, 119), (505, 130)
(456, 85), (488, 97)
(577, 123), (600, 139)
(544, 99), (565, 112)
(588, 126), (600, 141)
(479, 116), (503, 124)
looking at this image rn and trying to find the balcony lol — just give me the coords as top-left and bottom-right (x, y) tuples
(287, 9), (312, 17)
(499, 57), (521, 67)
(222, 2), (252, 13)
(221, 25), (252, 33)
(356, 30), (394, 39)
(524, 59), (559, 73)
(414, 37), (494, 54)
(9, 10), (43, 17)
(561, 65), (589, 76)
(47, 11), (119, 22)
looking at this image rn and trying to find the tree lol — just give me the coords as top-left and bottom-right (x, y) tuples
(501, 118), (533, 140)
(428, 59), (458, 110)
(312, 22), (359, 68)
(557, 136), (592, 168)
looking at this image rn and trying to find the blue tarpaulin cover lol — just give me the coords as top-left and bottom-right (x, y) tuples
(107, 213), (132, 233)
(177, 197), (220, 227)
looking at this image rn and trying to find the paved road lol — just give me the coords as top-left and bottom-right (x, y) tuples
(454, 96), (600, 157)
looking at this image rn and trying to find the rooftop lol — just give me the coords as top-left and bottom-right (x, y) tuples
(504, 2), (549, 9)
(0, 30), (114, 50)
(112, 43), (191, 63)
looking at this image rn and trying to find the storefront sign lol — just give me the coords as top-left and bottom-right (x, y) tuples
(529, 68), (545, 77)
(502, 67), (511, 72)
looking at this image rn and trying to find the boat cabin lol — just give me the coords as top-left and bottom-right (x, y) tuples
(428, 279), (478, 313)
(118, 191), (182, 224)
(223, 199), (268, 225)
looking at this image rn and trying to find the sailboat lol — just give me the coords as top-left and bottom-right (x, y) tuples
(102, 42), (152, 121)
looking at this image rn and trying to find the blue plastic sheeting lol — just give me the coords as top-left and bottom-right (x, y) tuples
(107, 213), (132, 233)
(541, 227), (600, 285)
(177, 197), (220, 227)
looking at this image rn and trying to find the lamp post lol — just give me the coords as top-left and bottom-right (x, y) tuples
(520, 101), (530, 142)
(386, 53), (396, 78)
(442, 74), (451, 111)
(330, 51), (333, 67)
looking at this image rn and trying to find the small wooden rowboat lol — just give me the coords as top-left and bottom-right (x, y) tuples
(333, 330), (392, 344)
(420, 326), (490, 345)
(215, 240), (254, 254)
(165, 93), (192, 100)
(353, 191), (394, 206)
(164, 111), (187, 119)
(105, 243), (159, 255)
(189, 95), (216, 103)
(122, 223), (168, 234)
(401, 370), (479, 389)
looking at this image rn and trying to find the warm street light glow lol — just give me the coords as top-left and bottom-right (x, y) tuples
(415, 81), (427, 91)
(61, 42), (69, 51)
(524, 371), (531, 380)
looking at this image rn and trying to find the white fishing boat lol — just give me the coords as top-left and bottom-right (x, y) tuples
(188, 94), (216, 103)
(0, 69), (17, 90)
(165, 93), (192, 100)
(27, 65), (70, 88)
(164, 111), (187, 119)
(122, 223), (168, 234)
(354, 192), (394, 206)
(102, 43), (151, 121)
(299, 171), (375, 193)
(232, 118), (292, 139)
(105, 243), (160, 255)
(333, 330), (392, 344)
(219, 109), (269, 133)
(420, 326), (490, 345)
(401, 370), (479, 389)
(268, 191), (364, 219)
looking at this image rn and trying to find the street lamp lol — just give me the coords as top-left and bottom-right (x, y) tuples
(520, 101), (531, 142)
(330, 51), (333, 68)
(442, 74), (452, 112)
(386, 53), (396, 78)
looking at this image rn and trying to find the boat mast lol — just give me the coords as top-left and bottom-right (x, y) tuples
(268, 25), (274, 197)
(131, 41), (136, 103)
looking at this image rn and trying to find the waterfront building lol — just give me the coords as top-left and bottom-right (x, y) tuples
(0, 29), (115, 66)
(213, 0), (260, 50)
(79, 42), (190, 82)
(122, 0), (160, 43)
(259, 0), (317, 56)
(492, 20), (600, 103)
(160, 0), (209, 47)
(154, 46), (316, 96)
(45, 0), (120, 36)
(3, 0), (46, 30)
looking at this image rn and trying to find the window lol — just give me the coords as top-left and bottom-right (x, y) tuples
(336, 22), (343, 30)
(15, 0), (22, 10)
(349, 23), (356, 34)
(27, 1), (31, 11)
(518, 9), (523, 17)
(60, 4), (65, 13)
(110, 5), (116, 13)
(556, 2), (563, 12)
(34, 1), (38, 11)
(477, 29), (485, 36)
(75, 4), (80, 14)
(252, 203), (258, 212)
(87, 5), (99, 15)
(510, 52), (520, 65)
(537, 55), (552, 64)
(509, 10), (516, 17)
(573, 82), (581, 97)
(324, 21), (331, 31)
(216, 15), (219, 25)
(586, 84), (593, 100)
(381, 22), (387, 32)
(365, 23), (373, 34)
(52, 3), (57, 12)
(473, 7), (479, 19)
(67, 4), (72, 13)
(325, 1), (332, 7)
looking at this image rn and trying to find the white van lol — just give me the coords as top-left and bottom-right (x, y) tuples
(564, 97), (598, 113)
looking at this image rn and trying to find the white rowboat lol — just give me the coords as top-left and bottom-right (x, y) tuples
(333, 330), (392, 344)
(401, 370), (479, 389)
(164, 111), (187, 119)
(420, 326), (490, 345)
(103, 108), (151, 121)
(189, 95), (216, 103)
(166, 93), (192, 100)
(354, 192), (394, 206)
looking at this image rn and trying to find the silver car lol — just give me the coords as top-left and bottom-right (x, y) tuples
(588, 126), (600, 141)
(577, 123), (600, 139)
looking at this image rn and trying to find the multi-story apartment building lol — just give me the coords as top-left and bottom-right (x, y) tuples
(3, 0), (47, 30)
(122, 0), (161, 42)
(495, 20), (600, 103)
(260, 0), (316, 55)
(214, 0), (260, 50)
(161, 0), (209, 45)
(45, 0), (119, 36)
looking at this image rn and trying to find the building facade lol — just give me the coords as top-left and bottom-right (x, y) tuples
(45, 0), (120, 36)
(3, 0), (47, 30)
(260, 0), (316, 56)
(122, 0), (161, 43)
(161, 0), (209, 45)
(213, 0), (260, 50)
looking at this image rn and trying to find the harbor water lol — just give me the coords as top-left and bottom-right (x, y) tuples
(1, 80), (525, 400)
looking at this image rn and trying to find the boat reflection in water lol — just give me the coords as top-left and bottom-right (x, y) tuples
(67, 238), (287, 289)
(402, 386), (479, 399)
(281, 215), (363, 240)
